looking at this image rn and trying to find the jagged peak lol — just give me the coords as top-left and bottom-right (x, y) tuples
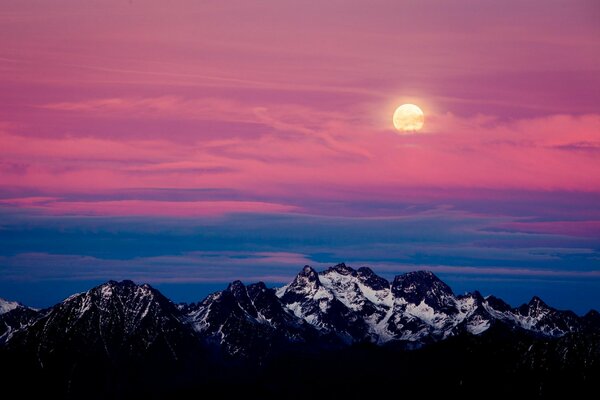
(0, 297), (23, 315)
(391, 270), (454, 310)
(108, 279), (135, 286)
(528, 295), (549, 309)
(356, 267), (389, 290)
(516, 296), (553, 317)
(357, 266), (375, 276)
(248, 281), (267, 291)
(299, 265), (318, 277)
(277, 265), (323, 302)
(100, 279), (161, 291)
(289, 265), (320, 287)
(92, 279), (157, 297)
(458, 290), (484, 303)
(324, 263), (355, 275)
(393, 270), (452, 293)
(583, 309), (600, 328)
(397, 270), (438, 281)
(65, 280), (169, 309)
(470, 290), (483, 300)
(226, 280), (253, 305)
(227, 280), (246, 291)
(247, 282), (270, 299)
(484, 295), (512, 312)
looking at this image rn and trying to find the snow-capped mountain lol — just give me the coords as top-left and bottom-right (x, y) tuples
(275, 264), (375, 343)
(185, 280), (318, 358)
(2, 265), (593, 359)
(0, 298), (39, 343)
(486, 295), (582, 337)
(1, 265), (598, 398)
(184, 263), (592, 356)
(0, 298), (21, 315)
(5, 280), (201, 365)
(1, 281), (211, 398)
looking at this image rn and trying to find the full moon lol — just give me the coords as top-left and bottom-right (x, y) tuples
(393, 104), (424, 132)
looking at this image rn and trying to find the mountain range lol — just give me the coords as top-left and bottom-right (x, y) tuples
(1, 263), (599, 398)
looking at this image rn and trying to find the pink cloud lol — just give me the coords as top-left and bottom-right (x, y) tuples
(0, 110), (599, 214)
(42, 96), (261, 124)
(0, 199), (297, 217)
(0, 197), (59, 207)
(0, 1), (598, 217)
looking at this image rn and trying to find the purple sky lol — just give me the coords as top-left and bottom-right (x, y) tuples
(0, 1), (599, 312)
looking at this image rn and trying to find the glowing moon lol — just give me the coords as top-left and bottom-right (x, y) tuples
(393, 104), (424, 132)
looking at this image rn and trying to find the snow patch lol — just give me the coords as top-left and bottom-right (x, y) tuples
(0, 298), (20, 315)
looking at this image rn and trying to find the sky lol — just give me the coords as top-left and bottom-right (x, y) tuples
(0, 0), (599, 313)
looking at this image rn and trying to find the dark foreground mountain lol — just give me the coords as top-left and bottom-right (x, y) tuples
(1, 264), (599, 398)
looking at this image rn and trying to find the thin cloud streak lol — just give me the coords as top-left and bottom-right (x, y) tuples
(0, 199), (297, 217)
(1, 113), (598, 210)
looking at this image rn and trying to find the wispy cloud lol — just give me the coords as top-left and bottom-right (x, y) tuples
(0, 199), (297, 217)
(0, 251), (321, 283)
(1, 112), (599, 213)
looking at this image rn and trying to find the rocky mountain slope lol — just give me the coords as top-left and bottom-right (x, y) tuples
(184, 264), (590, 356)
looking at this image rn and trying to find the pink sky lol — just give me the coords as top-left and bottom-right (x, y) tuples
(1, 0), (599, 219)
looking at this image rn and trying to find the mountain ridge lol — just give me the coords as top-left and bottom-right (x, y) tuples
(1, 263), (598, 398)
(1, 263), (595, 356)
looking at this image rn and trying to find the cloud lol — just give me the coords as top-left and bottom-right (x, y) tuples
(0, 199), (297, 217)
(496, 220), (600, 239)
(1, 0), (599, 312)
(0, 250), (323, 284)
(2, 250), (599, 286)
(43, 96), (261, 123)
(1, 208), (598, 269)
(552, 141), (600, 153)
(1, 207), (598, 311)
(2, 111), (599, 210)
